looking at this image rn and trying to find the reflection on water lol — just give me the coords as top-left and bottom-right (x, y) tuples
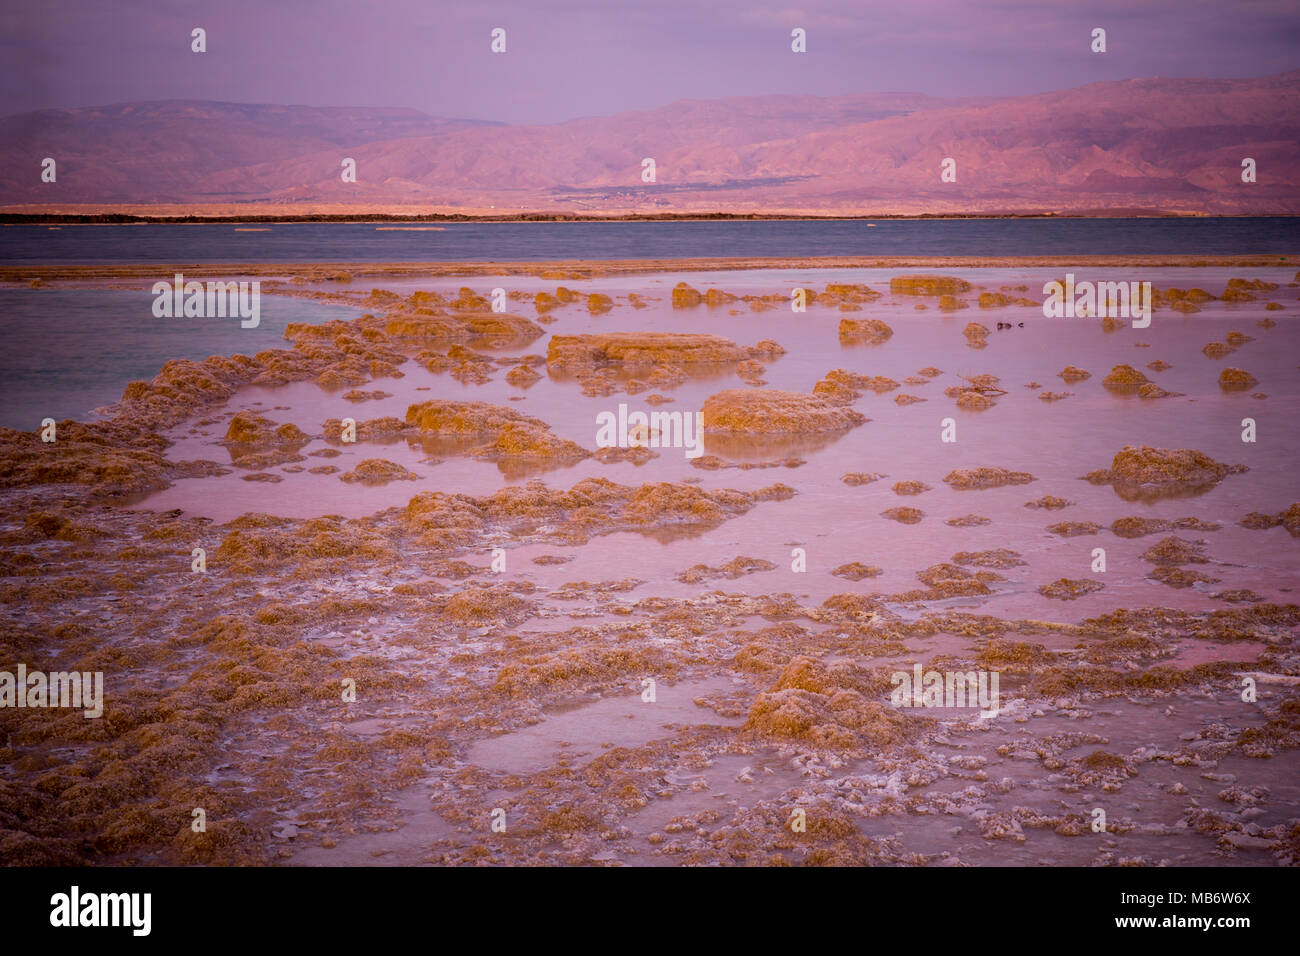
(702, 429), (854, 461)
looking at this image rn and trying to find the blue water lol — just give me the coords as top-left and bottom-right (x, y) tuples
(2, 218), (1297, 265)
(0, 290), (360, 429)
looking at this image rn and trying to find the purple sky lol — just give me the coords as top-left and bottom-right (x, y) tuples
(2, 0), (1298, 124)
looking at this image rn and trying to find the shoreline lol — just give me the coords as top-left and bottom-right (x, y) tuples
(8, 211), (1296, 224)
(4, 254), (1298, 285)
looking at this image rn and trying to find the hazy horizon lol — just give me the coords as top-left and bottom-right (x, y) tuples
(3, 0), (1298, 125)
(6, 66), (1298, 129)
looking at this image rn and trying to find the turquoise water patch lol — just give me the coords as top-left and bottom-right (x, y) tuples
(0, 289), (360, 429)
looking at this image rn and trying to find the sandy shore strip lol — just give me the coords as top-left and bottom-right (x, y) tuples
(4, 254), (1298, 285)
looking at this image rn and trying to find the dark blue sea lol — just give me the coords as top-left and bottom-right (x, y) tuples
(1, 217), (1297, 265)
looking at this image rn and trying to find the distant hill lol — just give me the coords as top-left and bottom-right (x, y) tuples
(2, 74), (1298, 215)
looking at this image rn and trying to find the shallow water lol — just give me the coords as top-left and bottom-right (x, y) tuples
(467, 677), (744, 774)
(0, 289), (360, 428)
(139, 266), (1300, 619)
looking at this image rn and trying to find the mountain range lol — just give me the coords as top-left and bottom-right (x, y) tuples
(2, 71), (1298, 215)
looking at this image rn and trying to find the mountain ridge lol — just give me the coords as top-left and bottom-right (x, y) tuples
(3, 73), (1297, 215)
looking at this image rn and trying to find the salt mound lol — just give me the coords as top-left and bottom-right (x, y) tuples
(1038, 578), (1105, 600)
(1102, 364), (1149, 387)
(406, 400), (545, 436)
(0, 419), (171, 497)
(547, 332), (779, 370)
(449, 287), (489, 310)
(505, 365), (542, 387)
(1111, 516), (1220, 538)
(1084, 446), (1245, 501)
(915, 562), (1000, 593)
(486, 423), (588, 461)
(842, 472), (885, 486)
(1218, 368), (1258, 389)
(1148, 567), (1220, 589)
(838, 318), (894, 344)
(1239, 504), (1300, 537)
(676, 556), (775, 583)
(946, 514), (991, 526)
(224, 412), (307, 445)
(890, 275), (972, 295)
(744, 656), (914, 751)
(1141, 535), (1209, 566)
(222, 412), (310, 468)
(672, 282), (703, 307)
(831, 562), (882, 580)
(1026, 495), (1072, 510)
(626, 481), (792, 526)
(818, 369), (898, 397)
(383, 312), (542, 345)
(881, 506), (924, 524)
(401, 400), (590, 465)
(1226, 277), (1277, 294)
(401, 477), (793, 551)
(701, 389), (867, 434)
(956, 391), (995, 409)
(819, 283), (881, 304)
(339, 459), (419, 485)
(892, 480), (931, 496)
(1137, 383), (1180, 399)
(943, 467), (1035, 490)
(952, 548), (1025, 569)
(1102, 446), (1236, 485)
(1048, 521), (1102, 537)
